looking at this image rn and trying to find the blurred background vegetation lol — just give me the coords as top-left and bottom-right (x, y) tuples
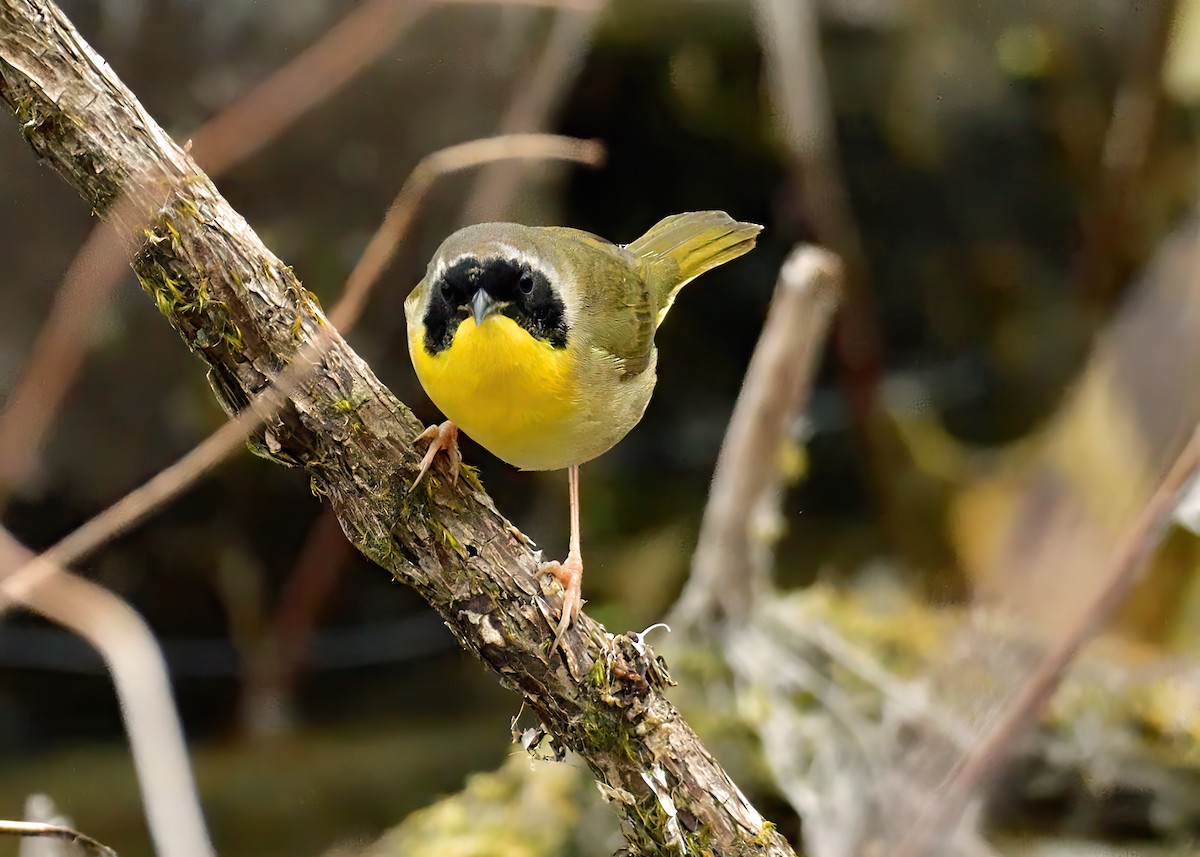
(3, 0), (1200, 854)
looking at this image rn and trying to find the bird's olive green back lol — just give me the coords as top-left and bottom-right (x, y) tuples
(543, 226), (658, 378)
(546, 212), (761, 379)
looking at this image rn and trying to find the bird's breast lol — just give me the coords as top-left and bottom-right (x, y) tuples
(409, 316), (583, 470)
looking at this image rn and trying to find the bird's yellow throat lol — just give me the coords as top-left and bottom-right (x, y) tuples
(410, 315), (577, 469)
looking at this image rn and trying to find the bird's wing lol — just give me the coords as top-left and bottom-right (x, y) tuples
(547, 227), (657, 381)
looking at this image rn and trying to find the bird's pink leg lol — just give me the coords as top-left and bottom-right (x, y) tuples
(544, 464), (584, 650)
(412, 420), (461, 488)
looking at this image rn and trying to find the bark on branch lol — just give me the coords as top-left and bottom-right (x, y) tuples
(0, 1), (793, 854)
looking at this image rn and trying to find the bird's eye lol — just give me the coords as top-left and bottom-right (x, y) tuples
(518, 272), (535, 295)
(439, 280), (453, 299)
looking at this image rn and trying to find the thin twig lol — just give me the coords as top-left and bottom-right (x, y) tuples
(253, 507), (350, 714)
(0, 529), (213, 857)
(671, 245), (843, 628)
(186, 0), (423, 177)
(0, 194), (143, 503)
(891, 426), (1200, 857)
(0, 819), (117, 857)
(753, 0), (883, 434)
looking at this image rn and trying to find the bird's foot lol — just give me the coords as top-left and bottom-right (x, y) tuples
(412, 420), (461, 489)
(541, 551), (583, 653)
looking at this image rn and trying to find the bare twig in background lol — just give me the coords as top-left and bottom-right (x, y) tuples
(21, 795), (88, 857)
(1071, 0), (1177, 311)
(459, 1), (605, 222)
(186, 0), (422, 177)
(672, 245), (843, 628)
(0, 194), (148, 505)
(0, 3), (791, 851)
(892, 426), (1200, 857)
(0, 530), (213, 857)
(754, 0), (884, 454)
(0, 0), (601, 506)
(0, 133), (602, 615)
(0, 336), (333, 610)
(0, 819), (116, 857)
(664, 244), (852, 854)
(251, 507), (350, 724)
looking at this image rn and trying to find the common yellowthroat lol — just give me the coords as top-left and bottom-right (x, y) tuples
(404, 211), (762, 644)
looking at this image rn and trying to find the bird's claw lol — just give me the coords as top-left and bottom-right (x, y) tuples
(542, 552), (583, 653)
(412, 420), (461, 489)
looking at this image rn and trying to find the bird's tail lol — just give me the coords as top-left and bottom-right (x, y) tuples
(625, 211), (762, 324)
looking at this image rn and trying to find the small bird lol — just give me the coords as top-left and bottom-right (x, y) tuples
(404, 211), (762, 646)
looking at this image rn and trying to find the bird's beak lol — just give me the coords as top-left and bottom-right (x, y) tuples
(471, 289), (497, 327)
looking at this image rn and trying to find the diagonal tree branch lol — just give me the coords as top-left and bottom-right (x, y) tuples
(0, 1), (792, 853)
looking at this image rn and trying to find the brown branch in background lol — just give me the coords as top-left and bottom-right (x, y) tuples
(257, 507), (349, 714)
(0, 820), (117, 857)
(754, 0), (883, 434)
(459, 1), (605, 222)
(1071, 0), (1177, 312)
(672, 245), (843, 629)
(0, 0), (600, 507)
(186, 0), (424, 177)
(892, 427), (1200, 857)
(0, 529), (213, 857)
(0, 2), (793, 851)
(0, 133), (602, 614)
(0, 208), (135, 503)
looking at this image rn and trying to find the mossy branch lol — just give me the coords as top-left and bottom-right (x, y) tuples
(0, 1), (794, 854)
